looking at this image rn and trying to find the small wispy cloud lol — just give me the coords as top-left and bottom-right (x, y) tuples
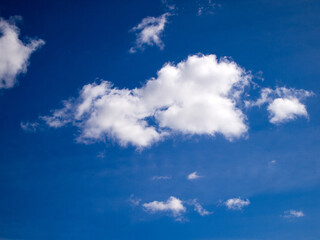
(191, 199), (212, 216)
(269, 160), (277, 164)
(197, 0), (216, 16)
(20, 121), (39, 132)
(282, 209), (305, 219)
(128, 194), (141, 207)
(268, 159), (277, 168)
(129, 12), (170, 53)
(187, 171), (203, 180)
(161, 0), (175, 11)
(151, 175), (172, 180)
(96, 151), (106, 159)
(224, 197), (250, 210)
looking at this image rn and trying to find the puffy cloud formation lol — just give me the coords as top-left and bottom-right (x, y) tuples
(249, 87), (313, 124)
(129, 13), (170, 53)
(0, 17), (44, 89)
(225, 197), (250, 210)
(268, 98), (308, 124)
(191, 199), (212, 216)
(282, 210), (305, 218)
(187, 171), (202, 180)
(41, 54), (251, 148)
(143, 196), (186, 218)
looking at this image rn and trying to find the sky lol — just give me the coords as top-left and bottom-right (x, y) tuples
(0, 0), (320, 239)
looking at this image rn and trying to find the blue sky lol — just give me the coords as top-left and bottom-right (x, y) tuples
(0, 0), (320, 239)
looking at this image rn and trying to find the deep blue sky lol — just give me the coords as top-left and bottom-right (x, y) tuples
(0, 0), (320, 239)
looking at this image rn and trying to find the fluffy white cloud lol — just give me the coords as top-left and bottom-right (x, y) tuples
(41, 81), (164, 147)
(0, 17), (44, 89)
(41, 54), (251, 148)
(141, 197), (212, 220)
(249, 87), (313, 124)
(143, 196), (186, 218)
(225, 197), (250, 210)
(282, 210), (305, 218)
(191, 199), (212, 216)
(129, 13), (170, 53)
(268, 98), (308, 124)
(187, 171), (202, 180)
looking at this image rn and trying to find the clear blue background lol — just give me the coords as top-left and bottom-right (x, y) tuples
(0, 0), (319, 239)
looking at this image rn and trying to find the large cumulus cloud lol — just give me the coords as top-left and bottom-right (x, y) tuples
(41, 54), (252, 147)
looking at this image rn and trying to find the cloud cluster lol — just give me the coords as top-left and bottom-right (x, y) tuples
(225, 197), (250, 210)
(0, 17), (44, 89)
(130, 13), (170, 53)
(41, 54), (252, 148)
(248, 87), (313, 124)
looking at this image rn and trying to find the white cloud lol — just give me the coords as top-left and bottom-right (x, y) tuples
(191, 199), (212, 216)
(248, 87), (313, 124)
(225, 197), (250, 210)
(151, 176), (172, 180)
(41, 81), (164, 147)
(143, 196), (186, 219)
(129, 13), (170, 53)
(187, 171), (202, 180)
(268, 98), (308, 124)
(0, 17), (44, 89)
(40, 54), (251, 148)
(142, 197), (212, 220)
(282, 209), (305, 218)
